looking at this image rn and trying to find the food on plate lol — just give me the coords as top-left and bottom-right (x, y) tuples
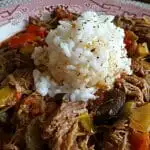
(0, 7), (149, 150)
(32, 11), (132, 101)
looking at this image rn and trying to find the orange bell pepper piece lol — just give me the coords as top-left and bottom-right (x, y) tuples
(9, 33), (37, 48)
(27, 24), (47, 38)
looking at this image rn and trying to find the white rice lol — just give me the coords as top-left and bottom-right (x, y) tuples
(32, 11), (132, 101)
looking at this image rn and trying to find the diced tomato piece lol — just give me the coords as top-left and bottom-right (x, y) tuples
(15, 92), (22, 101)
(37, 29), (48, 38)
(124, 30), (138, 50)
(124, 30), (132, 49)
(9, 33), (37, 48)
(23, 95), (42, 116)
(130, 130), (150, 150)
(124, 38), (132, 49)
(24, 95), (36, 105)
(55, 7), (74, 20)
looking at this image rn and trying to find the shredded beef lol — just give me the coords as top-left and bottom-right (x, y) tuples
(123, 75), (150, 102)
(42, 101), (88, 150)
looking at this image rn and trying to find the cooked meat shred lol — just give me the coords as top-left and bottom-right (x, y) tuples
(123, 75), (150, 102)
(103, 119), (130, 150)
(0, 50), (18, 82)
(115, 16), (150, 48)
(17, 93), (45, 125)
(1, 69), (34, 94)
(2, 144), (19, 150)
(42, 102), (88, 150)
(131, 57), (150, 76)
(122, 81), (144, 104)
(0, 49), (34, 83)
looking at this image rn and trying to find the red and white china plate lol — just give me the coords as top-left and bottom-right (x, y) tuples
(0, 0), (149, 42)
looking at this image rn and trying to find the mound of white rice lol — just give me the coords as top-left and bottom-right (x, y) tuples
(32, 11), (132, 101)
